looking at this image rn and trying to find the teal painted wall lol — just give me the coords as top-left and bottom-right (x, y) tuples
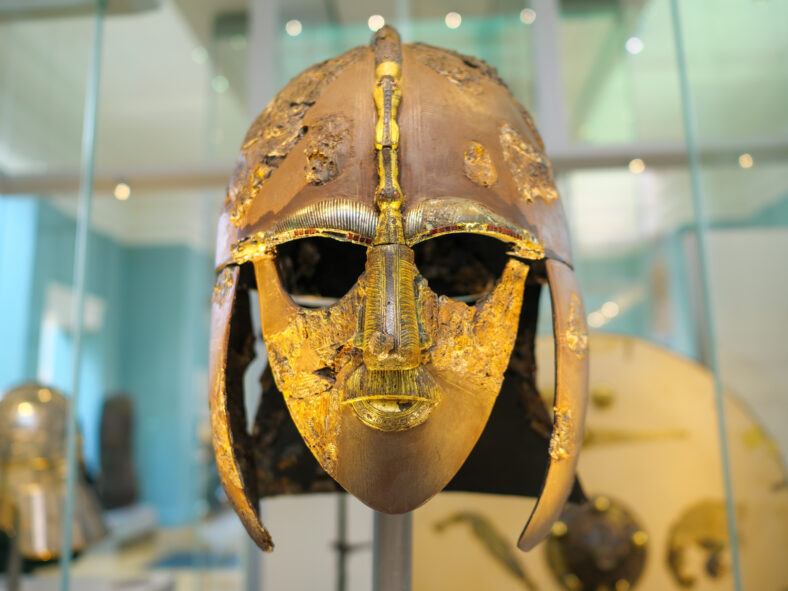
(0, 198), (37, 390)
(0, 197), (213, 526)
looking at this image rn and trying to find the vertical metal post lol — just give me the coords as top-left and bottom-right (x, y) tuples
(335, 494), (348, 591)
(59, 2), (105, 590)
(372, 512), (412, 591)
(242, 525), (263, 591)
(6, 514), (21, 591)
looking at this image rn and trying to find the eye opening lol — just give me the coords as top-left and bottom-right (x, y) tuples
(412, 233), (512, 300)
(275, 237), (367, 307)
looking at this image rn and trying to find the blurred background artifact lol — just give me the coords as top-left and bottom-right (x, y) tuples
(413, 334), (788, 591)
(0, 383), (105, 574)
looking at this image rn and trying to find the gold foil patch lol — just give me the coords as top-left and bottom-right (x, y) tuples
(304, 115), (350, 185)
(262, 286), (363, 473)
(224, 46), (365, 226)
(500, 123), (558, 203)
(566, 294), (589, 359)
(549, 407), (574, 461)
(212, 267), (235, 305)
(464, 141), (498, 187)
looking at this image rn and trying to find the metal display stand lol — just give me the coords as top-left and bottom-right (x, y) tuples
(5, 525), (21, 591)
(372, 512), (412, 591)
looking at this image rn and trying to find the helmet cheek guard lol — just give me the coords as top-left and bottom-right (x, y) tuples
(209, 26), (588, 553)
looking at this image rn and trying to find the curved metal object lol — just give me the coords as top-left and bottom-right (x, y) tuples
(209, 266), (273, 551)
(210, 25), (589, 553)
(518, 260), (588, 550)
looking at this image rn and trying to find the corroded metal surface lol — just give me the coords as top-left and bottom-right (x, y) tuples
(565, 294), (589, 359)
(464, 141), (498, 187)
(545, 496), (648, 591)
(304, 114), (350, 185)
(224, 47), (366, 226)
(549, 407), (574, 462)
(254, 254), (528, 510)
(210, 24), (589, 554)
(500, 123), (558, 203)
(209, 267), (274, 551)
(518, 259), (589, 551)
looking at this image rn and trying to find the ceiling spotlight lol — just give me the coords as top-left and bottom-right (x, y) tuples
(628, 158), (646, 174)
(211, 75), (229, 94)
(445, 12), (462, 29)
(368, 14), (385, 31)
(520, 8), (536, 24)
(190, 46), (208, 65)
(625, 37), (644, 55)
(738, 153), (754, 168)
(113, 181), (131, 201)
(587, 311), (604, 328)
(601, 301), (620, 319)
(285, 19), (302, 37)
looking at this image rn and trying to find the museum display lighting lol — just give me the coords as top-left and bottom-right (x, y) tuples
(601, 301), (620, 319)
(113, 181), (131, 201)
(368, 14), (385, 31)
(445, 12), (462, 28)
(520, 8), (536, 24)
(629, 158), (646, 174)
(211, 75), (229, 94)
(285, 19), (302, 36)
(626, 36), (644, 55)
(587, 311), (604, 328)
(190, 46), (207, 64)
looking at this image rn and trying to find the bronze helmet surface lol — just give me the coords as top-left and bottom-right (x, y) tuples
(0, 382), (105, 560)
(210, 27), (589, 552)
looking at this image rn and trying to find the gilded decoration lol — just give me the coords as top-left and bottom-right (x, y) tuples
(500, 123), (559, 203)
(304, 114), (350, 185)
(228, 198), (545, 267)
(210, 365), (274, 550)
(211, 24), (590, 554)
(464, 141), (498, 187)
(565, 294), (589, 359)
(421, 259), (529, 392)
(549, 406), (574, 461)
(212, 267), (235, 305)
(667, 500), (736, 587)
(224, 46), (366, 226)
(404, 199), (544, 260)
(261, 284), (363, 471)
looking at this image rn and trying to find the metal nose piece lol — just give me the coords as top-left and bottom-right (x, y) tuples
(361, 242), (421, 371)
(366, 330), (395, 361)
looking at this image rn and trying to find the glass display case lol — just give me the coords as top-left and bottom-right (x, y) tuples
(1, 0), (785, 589)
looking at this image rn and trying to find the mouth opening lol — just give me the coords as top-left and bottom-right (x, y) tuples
(343, 366), (439, 431)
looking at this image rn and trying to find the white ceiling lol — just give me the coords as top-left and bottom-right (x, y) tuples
(0, 0), (786, 253)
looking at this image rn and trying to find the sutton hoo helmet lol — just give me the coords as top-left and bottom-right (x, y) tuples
(0, 383), (105, 560)
(210, 27), (588, 552)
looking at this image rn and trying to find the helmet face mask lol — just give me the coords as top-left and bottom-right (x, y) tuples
(210, 27), (588, 553)
(253, 240), (529, 512)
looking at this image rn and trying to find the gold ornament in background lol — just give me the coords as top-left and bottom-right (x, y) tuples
(413, 334), (788, 591)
